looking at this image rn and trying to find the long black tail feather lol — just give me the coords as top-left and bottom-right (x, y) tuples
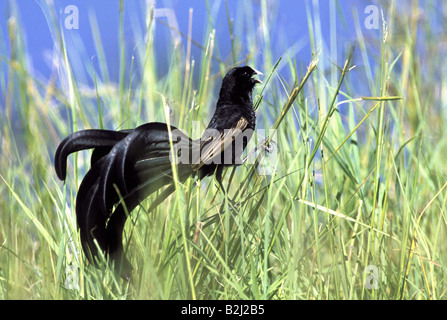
(55, 123), (196, 275)
(55, 129), (130, 181)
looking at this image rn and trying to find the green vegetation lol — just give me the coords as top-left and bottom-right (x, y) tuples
(1, 1), (446, 299)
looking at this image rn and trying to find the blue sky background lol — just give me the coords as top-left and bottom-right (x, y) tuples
(2, 0), (445, 117)
(0, 0), (378, 85)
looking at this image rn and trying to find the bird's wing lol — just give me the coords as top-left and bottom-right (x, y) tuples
(192, 116), (248, 171)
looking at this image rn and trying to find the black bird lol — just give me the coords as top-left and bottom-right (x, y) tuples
(55, 66), (262, 275)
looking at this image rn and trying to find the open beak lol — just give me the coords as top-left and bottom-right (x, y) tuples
(253, 77), (263, 84)
(252, 68), (263, 84)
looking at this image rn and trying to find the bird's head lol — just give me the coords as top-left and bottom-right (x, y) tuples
(218, 66), (262, 104)
(225, 65), (262, 90)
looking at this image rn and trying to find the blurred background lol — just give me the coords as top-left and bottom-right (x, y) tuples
(1, 0), (446, 140)
(0, 0), (397, 112)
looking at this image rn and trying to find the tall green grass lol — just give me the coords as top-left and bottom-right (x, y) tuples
(1, 0), (446, 300)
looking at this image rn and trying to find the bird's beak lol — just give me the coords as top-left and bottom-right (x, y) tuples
(252, 68), (263, 75)
(252, 68), (263, 84)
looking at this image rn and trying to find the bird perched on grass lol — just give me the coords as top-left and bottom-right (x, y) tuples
(55, 66), (262, 276)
